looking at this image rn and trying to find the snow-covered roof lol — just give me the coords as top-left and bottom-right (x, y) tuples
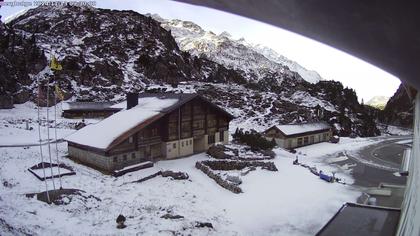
(62, 102), (118, 111)
(65, 97), (179, 149)
(275, 122), (331, 136)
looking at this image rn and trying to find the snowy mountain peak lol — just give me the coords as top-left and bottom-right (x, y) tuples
(219, 31), (232, 38)
(154, 16), (322, 84)
(251, 44), (323, 84)
(366, 96), (389, 109)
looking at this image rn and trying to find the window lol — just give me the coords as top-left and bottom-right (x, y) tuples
(297, 138), (303, 146)
(138, 131), (144, 140)
(288, 139), (292, 148)
(181, 121), (191, 131)
(318, 134), (322, 141)
(189, 140), (192, 145)
(123, 155), (127, 161)
(131, 153), (136, 159)
(304, 137), (309, 145)
(323, 133), (327, 140)
(219, 131), (224, 142)
(193, 120), (204, 129)
(219, 118), (228, 127)
(310, 136), (315, 143)
(173, 143), (176, 148)
(113, 156), (118, 162)
(207, 116), (217, 127)
(182, 141), (184, 147)
(129, 136), (133, 143)
(151, 128), (158, 136)
(168, 123), (178, 136)
(208, 135), (215, 144)
(185, 140), (188, 146)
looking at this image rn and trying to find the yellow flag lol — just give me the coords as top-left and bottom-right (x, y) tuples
(50, 55), (63, 71)
(55, 84), (64, 101)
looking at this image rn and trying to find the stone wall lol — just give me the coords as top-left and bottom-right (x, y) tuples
(195, 161), (242, 194)
(195, 159), (278, 194)
(201, 160), (278, 171)
(68, 145), (112, 171)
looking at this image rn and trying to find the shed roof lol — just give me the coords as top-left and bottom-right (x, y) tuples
(62, 102), (121, 111)
(267, 122), (331, 137)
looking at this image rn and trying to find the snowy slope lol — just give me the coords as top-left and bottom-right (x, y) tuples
(155, 15), (322, 84)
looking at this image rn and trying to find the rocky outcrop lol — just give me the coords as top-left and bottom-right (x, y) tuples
(380, 84), (414, 128)
(0, 95), (13, 109)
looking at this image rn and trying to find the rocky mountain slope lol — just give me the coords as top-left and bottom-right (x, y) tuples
(380, 84), (414, 128)
(0, 5), (380, 136)
(154, 15), (322, 84)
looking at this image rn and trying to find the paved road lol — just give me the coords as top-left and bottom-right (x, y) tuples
(326, 136), (412, 207)
(328, 136), (412, 207)
(340, 136), (411, 188)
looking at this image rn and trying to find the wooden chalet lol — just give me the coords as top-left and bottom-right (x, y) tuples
(65, 93), (234, 171)
(263, 122), (332, 149)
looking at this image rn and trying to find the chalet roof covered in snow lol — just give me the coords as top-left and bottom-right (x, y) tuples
(65, 96), (179, 150)
(268, 122), (331, 137)
(62, 102), (121, 111)
(65, 93), (234, 150)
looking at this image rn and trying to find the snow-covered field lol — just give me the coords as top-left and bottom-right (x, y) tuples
(0, 103), (388, 235)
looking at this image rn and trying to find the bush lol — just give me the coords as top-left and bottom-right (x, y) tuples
(232, 128), (276, 150)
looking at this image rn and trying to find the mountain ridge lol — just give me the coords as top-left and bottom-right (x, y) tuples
(0, 5), (381, 136)
(153, 14), (322, 84)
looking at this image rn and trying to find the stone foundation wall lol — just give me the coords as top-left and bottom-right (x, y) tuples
(68, 145), (112, 171)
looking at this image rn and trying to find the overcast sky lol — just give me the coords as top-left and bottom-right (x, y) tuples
(1, 0), (401, 102)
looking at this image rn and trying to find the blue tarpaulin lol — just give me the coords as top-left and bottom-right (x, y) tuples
(319, 172), (333, 182)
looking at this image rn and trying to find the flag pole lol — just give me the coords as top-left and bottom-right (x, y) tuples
(37, 78), (50, 203)
(46, 75), (56, 191)
(54, 80), (63, 189)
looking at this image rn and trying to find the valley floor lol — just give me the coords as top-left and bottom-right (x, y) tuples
(0, 103), (409, 235)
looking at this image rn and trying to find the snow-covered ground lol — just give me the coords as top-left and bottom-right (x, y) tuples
(0, 103), (386, 235)
(377, 124), (413, 136)
(0, 144), (361, 235)
(0, 102), (97, 146)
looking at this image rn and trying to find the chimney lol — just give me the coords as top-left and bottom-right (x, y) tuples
(126, 92), (139, 110)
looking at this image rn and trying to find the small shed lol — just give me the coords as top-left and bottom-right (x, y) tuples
(62, 102), (122, 118)
(263, 122), (332, 149)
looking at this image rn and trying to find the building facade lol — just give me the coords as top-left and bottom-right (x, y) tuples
(65, 93), (233, 172)
(263, 122), (332, 149)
